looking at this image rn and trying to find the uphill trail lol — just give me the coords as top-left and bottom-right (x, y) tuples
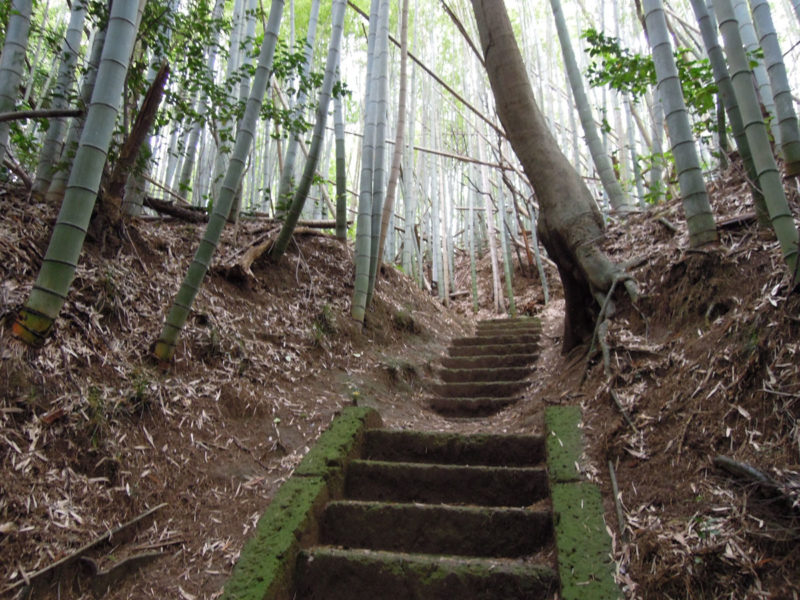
(221, 316), (619, 600)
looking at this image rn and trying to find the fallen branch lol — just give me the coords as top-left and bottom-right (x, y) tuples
(143, 196), (207, 223)
(221, 227), (325, 281)
(0, 108), (83, 123)
(3, 157), (31, 189)
(714, 456), (799, 512)
(1, 503), (167, 594)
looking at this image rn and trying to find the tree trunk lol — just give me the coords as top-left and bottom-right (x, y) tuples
(333, 77), (348, 240)
(471, 0), (633, 352)
(108, 61), (169, 210)
(690, 0), (767, 223)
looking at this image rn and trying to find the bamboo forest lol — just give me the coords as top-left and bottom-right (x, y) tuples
(3, 0), (800, 597)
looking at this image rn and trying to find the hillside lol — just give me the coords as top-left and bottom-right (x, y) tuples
(1, 159), (800, 599)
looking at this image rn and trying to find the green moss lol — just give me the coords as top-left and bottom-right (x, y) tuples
(545, 406), (583, 483)
(220, 476), (329, 600)
(294, 407), (381, 479)
(220, 407), (381, 600)
(552, 482), (620, 600)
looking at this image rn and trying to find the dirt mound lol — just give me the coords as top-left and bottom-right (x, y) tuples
(510, 162), (800, 598)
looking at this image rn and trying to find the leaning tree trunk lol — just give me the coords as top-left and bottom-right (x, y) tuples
(154, 0), (285, 360)
(0, 0), (32, 167)
(644, 0), (719, 248)
(376, 0), (410, 269)
(549, 0), (631, 213)
(269, 0), (346, 259)
(471, 0), (633, 352)
(13, 1), (141, 345)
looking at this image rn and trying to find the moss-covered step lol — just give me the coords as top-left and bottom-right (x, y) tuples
(427, 395), (520, 417)
(219, 407), (381, 600)
(437, 365), (532, 383)
(447, 342), (540, 357)
(451, 333), (540, 347)
(321, 500), (552, 557)
(545, 405), (620, 600)
(429, 380), (528, 398)
(362, 429), (546, 466)
(440, 353), (540, 370)
(345, 460), (549, 506)
(294, 547), (558, 600)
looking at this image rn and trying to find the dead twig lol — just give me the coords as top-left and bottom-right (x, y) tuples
(610, 389), (639, 434)
(1, 503), (167, 594)
(609, 460), (628, 541)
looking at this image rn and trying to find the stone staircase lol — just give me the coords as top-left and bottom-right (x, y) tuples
(221, 319), (618, 600)
(294, 428), (557, 599)
(428, 317), (542, 417)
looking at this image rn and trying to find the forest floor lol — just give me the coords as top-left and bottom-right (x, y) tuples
(1, 158), (800, 599)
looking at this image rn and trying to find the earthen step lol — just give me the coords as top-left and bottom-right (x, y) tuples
(477, 317), (541, 327)
(441, 353), (539, 370)
(451, 333), (540, 347)
(429, 380), (528, 398)
(321, 500), (552, 557)
(362, 429), (546, 466)
(427, 396), (519, 417)
(448, 342), (539, 357)
(475, 323), (542, 335)
(437, 365), (531, 384)
(346, 460), (548, 506)
(295, 547), (558, 600)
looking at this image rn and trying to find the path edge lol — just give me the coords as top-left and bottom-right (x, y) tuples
(545, 405), (621, 600)
(219, 406), (382, 600)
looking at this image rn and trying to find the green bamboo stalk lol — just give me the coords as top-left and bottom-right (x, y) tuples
(269, 0), (346, 259)
(550, 0), (632, 213)
(749, 0), (800, 174)
(714, 0), (799, 277)
(31, 1), (87, 197)
(14, 2), (140, 345)
(274, 0), (321, 216)
(154, 0), (285, 360)
(333, 76), (347, 240)
(644, 0), (718, 247)
(351, 0), (383, 323)
(45, 24), (107, 205)
(0, 0), (32, 166)
(691, 0), (768, 224)
(365, 0), (391, 309)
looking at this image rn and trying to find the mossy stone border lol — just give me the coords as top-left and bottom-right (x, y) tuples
(545, 406), (620, 600)
(219, 406), (382, 600)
